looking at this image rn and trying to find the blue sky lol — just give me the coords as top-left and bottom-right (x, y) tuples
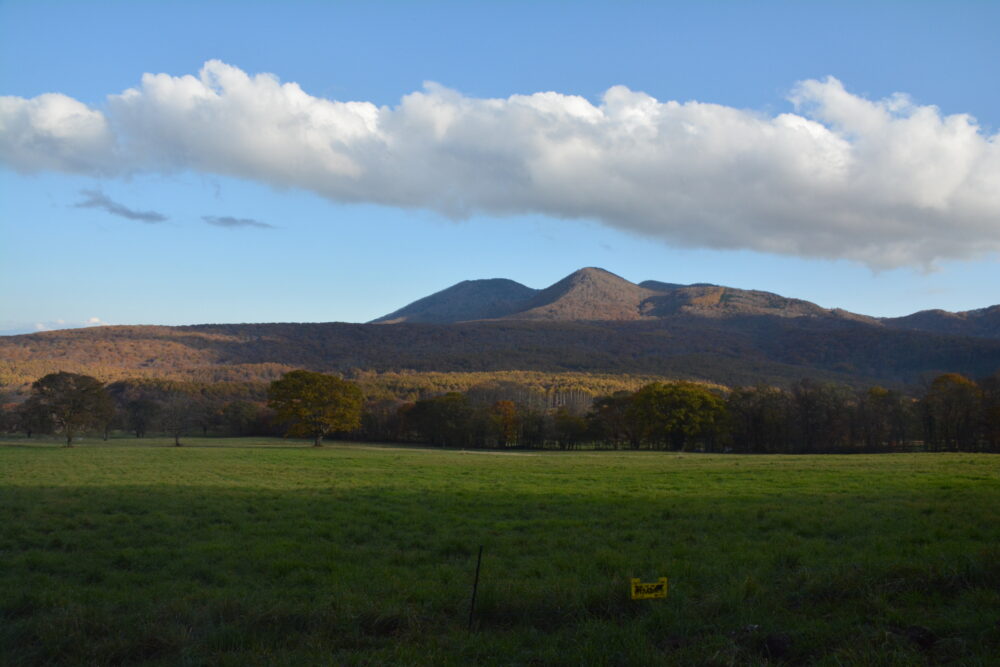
(1, 0), (998, 334)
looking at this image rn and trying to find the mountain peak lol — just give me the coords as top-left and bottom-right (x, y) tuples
(567, 266), (623, 280)
(373, 267), (985, 327)
(503, 267), (655, 321)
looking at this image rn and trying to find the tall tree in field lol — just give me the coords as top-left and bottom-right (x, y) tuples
(158, 395), (197, 446)
(125, 398), (160, 438)
(268, 370), (363, 446)
(25, 372), (113, 447)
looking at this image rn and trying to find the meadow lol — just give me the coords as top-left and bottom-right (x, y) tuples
(1, 437), (998, 665)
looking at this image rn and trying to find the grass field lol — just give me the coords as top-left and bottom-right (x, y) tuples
(1, 436), (998, 665)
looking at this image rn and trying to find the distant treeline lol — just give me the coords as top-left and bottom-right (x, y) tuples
(359, 373), (1000, 453)
(0, 369), (705, 403)
(3, 370), (998, 453)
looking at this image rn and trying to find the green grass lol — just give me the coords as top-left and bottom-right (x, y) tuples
(1, 436), (998, 665)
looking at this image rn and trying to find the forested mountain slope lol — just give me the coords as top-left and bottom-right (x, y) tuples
(4, 268), (998, 391)
(3, 316), (999, 391)
(883, 305), (1000, 339)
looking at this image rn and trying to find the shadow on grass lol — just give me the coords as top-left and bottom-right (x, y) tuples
(1, 481), (998, 664)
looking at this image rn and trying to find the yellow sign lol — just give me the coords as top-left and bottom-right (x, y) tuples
(630, 577), (668, 600)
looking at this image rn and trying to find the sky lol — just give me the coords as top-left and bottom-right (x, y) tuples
(1, 0), (998, 335)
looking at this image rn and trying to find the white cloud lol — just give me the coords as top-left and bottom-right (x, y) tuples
(2, 61), (999, 268)
(0, 93), (117, 174)
(1, 318), (109, 336)
(38, 317), (104, 330)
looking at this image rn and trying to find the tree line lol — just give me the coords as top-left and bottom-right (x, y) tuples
(365, 373), (1000, 453)
(1, 373), (275, 446)
(3, 369), (999, 453)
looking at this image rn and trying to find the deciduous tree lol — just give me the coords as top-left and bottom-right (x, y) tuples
(25, 372), (113, 446)
(159, 395), (197, 446)
(629, 382), (727, 451)
(125, 398), (160, 438)
(268, 370), (363, 446)
(588, 391), (641, 449)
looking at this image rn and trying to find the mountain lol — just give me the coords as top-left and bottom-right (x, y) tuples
(370, 268), (661, 323)
(3, 268), (998, 392)
(372, 268), (881, 325)
(371, 278), (535, 324)
(504, 267), (659, 321)
(3, 317), (999, 391)
(640, 285), (877, 322)
(882, 306), (1000, 339)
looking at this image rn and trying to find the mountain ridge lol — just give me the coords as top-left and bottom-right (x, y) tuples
(3, 268), (998, 392)
(370, 267), (997, 336)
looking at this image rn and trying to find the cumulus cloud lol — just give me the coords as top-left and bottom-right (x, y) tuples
(3, 60), (999, 268)
(0, 93), (118, 174)
(74, 189), (167, 223)
(203, 215), (274, 229)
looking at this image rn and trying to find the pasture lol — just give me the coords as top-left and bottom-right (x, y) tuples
(1, 437), (998, 665)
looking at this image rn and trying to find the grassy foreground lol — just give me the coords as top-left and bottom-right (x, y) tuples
(1, 437), (998, 665)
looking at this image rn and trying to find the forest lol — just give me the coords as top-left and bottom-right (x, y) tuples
(3, 316), (1000, 391)
(4, 369), (999, 454)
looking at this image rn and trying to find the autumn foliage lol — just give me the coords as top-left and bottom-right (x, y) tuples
(267, 370), (363, 446)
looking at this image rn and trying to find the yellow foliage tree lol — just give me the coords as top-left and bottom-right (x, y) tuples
(267, 370), (363, 446)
